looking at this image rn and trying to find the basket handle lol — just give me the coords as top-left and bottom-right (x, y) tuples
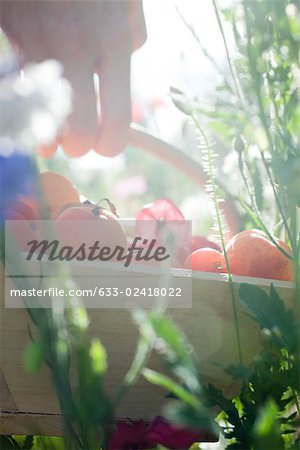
(128, 124), (242, 237)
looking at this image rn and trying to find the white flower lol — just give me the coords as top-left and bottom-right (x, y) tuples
(0, 60), (72, 156)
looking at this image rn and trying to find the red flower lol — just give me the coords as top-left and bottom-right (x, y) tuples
(107, 416), (217, 450)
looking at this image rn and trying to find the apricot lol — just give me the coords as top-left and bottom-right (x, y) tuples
(21, 171), (80, 218)
(226, 229), (293, 281)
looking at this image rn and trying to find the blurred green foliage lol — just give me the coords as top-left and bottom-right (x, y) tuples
(138, 1), (300, 449)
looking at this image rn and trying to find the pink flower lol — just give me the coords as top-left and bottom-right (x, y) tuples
(113, 176), (147, 200)
(107, 416), (217, 450)
(108, 419), (149, 449)
(146, 416), (216, 449)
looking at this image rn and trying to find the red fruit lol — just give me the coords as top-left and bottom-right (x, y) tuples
(55, 204), (127, 256)
(6, 214), (38, 252)
(136, 198), (185, 222)
(6, 200), (39, 221)
(184, 248), (227, 273)
(192, 236), (221, 252)
(177, 236), (221, 265)
(52, 201), (90, 220)
(225, 228), (265, 242)
(136, 199), (189, 265)
(226, 229), (293, 281)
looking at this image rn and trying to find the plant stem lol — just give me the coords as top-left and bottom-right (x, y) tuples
(259, 150), (293, 245)
(192, 113), (244, 367)
(242, 1), (293, 245)
(238, 154), (293, 259)
(212, 0), (244, 107)
(112, 336), (152, 408)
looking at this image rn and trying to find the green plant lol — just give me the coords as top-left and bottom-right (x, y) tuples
(136, 1), (300, 449)
(135, 282), (300, 449)
(172, 0), (300, 260)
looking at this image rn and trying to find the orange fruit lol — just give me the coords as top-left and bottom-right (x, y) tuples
(21, 171), (80, 218)
(226, 229), (293, 281)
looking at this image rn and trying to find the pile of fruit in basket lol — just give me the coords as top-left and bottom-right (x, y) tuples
(6, 171), (293, 281)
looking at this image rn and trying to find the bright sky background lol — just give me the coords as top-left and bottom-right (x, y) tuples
(132, 0), (229, 101)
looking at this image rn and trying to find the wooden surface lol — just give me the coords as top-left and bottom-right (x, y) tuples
(1, 412), (64, 436)
(0, 265), (295, 436)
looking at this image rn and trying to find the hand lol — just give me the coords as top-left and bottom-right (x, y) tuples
(0, 0), (147, 157)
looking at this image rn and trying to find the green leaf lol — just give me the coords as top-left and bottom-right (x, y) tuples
(32, 436), (66, 450)
(143, 368), (200, 410)
(224, 364), (253, 381)
(164, 400), (218, 435)
(22, 436), (34, 450)
(202, 384), (239, 423)
(253, 400), (285, 449)
(134, 310), (200, 393)
(70, 307), (89, 332)
(239, 283), (298, 352)
(89, 339), (107, 375)
(255, 400), (279, 435)
(0, 436), (21, 450)
(226, 444), (246, 449)
(287, 438), (300, 449)
(24, 340), (44, 374)
(123, 336), (151, 390)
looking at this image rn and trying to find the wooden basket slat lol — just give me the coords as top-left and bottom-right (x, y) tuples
(0, 369), (18, 413)
(1, 266), (295, 436)
(1, 412), (63, 436)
